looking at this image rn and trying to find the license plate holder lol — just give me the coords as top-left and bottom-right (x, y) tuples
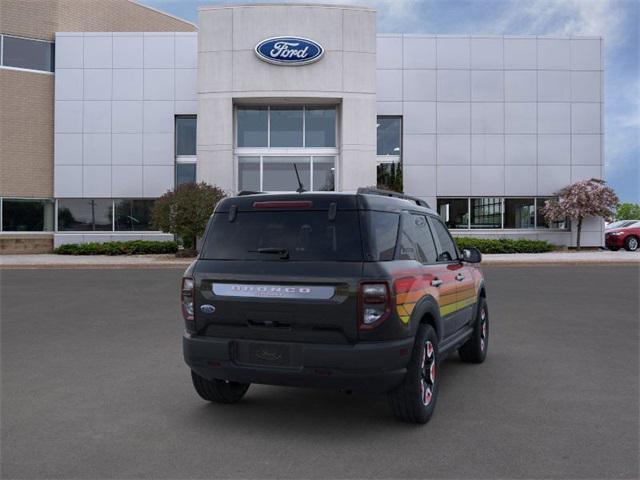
(242, 342), (291, 367)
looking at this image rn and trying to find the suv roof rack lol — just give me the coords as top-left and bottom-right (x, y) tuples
(356, 188), (430, 209)
(237, 190), (264, 196)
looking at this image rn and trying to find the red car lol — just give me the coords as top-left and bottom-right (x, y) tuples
(605, 221), (640, 251)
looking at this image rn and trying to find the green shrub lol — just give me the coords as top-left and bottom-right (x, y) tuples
(54, 240), (178, 256)
(454, 237), (555, 254)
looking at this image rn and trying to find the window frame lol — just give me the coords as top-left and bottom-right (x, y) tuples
(50, 198), (164, 233)
(428, 215), (461, 263)
(0, 197), (54, 233)
(394, 212), (441, 265)
(436, 197), (570, 231)
(235, 105), (339, 193)
(175, 115), (197, 186)
(56, 198), (114, 232)
(376, 116), (403, 193)
(376, 115), (403, 158)
(235, 105), (338, 150)
(237, 154), (336, 192)
(0, 34), (55, 75)
(504, 197), (536, 229)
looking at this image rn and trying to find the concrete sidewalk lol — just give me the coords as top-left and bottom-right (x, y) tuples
(0, 254), (193, 269)
(481, 250), (640, 265)
(1, 250), (639, 268)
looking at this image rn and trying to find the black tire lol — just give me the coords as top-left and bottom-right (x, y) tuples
(608, 246), (620, 251)
(388, 324), (440, 424)
(624, 236), (639, 252)
(191, 371), (250, 404)
(459, 297), (489, 364)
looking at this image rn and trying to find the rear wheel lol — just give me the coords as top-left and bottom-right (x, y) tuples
(459, 297), (489, 364)
(624, 236), (638, 251)
(388, 324), (440, 424)
(191, 371), (250, 404)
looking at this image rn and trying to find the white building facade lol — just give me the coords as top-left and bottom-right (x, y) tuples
(51, 3), (604, 247)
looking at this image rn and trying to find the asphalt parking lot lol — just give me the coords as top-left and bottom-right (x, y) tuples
(1, 266), (638, 479)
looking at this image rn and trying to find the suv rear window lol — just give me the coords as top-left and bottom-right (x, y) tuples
(201, 211), (363, 261)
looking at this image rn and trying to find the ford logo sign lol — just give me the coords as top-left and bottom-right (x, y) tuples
(255, 36), (324, 66)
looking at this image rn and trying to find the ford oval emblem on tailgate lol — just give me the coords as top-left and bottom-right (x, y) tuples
(200, 304), (216, 314)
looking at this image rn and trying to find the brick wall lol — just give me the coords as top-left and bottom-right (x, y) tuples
(0, 70), (55, 197)
(0, 0), (195, 42)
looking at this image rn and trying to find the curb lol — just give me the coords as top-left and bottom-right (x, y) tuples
(0, 263), (192, 270)
(1, 259), (638, 269)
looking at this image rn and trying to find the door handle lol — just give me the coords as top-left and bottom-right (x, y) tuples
(455, 273), (465, 282)
(431, 278), (443, 287)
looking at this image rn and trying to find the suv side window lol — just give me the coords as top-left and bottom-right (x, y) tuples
(363, 211), (400, 261)
(398, 213), (438, 263)
(428, 216), (459, 262)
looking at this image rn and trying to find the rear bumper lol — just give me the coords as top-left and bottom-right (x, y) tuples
(183, 334), (414, 393)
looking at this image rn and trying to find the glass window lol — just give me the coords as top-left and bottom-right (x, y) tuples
(237, 108), (268, 147)
(175, 116), (196, 156)
(399, 214), (438, 263)
(413, 215), (438, 263)
(114, 199), (155, 231)
(429, 217), (458, 262)
(377, 117), (402, 156)
(397, 226), (417, 261)
(238, 156), (260, 192)
(377, 160), (403, 193)
(361, 211), (399, 261)
(57, 199), (112, 231)
(305, 107), (336, 147)
(312, 157), (335, 191)
(536, 197), (569, 229)
(2, 199), (53, 231)
(202, 211), (362, 261)
(437, 198), (469, 229)
(2, 35), (54, 72)
(176, 163), (196, 186)
(504, 198), (535, 228)
(270, 107), (303, 147)
(262, 156), (310, 191)
(471, 197), (502, 229)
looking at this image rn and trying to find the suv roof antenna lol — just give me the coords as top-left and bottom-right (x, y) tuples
(293, 163), (306, 193)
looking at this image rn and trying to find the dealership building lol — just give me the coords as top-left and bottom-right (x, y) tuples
(0, 1), (604, 252)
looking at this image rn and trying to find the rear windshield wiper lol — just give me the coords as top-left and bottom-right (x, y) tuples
(249, 247), (290, 259)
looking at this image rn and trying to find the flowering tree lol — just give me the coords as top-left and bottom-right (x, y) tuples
(542, 179), (618, 250)
(151, 182), (226, 252)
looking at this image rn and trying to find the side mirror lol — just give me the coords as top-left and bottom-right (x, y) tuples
(461, 247), (482, 263)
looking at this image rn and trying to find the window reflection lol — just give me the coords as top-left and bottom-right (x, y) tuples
(2, 199), (54, 231)
(57, 199), (112, 231)
(114, 199), (155, 231)
(504, 198), (535, 228)
(471, 197), (502, 229)
(437, 198), (469, 229)
(377, 117), (402, 156)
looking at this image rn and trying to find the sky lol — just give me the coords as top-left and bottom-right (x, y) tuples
(141, 0), (639, 203)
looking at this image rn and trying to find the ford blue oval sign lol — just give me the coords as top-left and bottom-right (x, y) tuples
(255, 37), (324, 66)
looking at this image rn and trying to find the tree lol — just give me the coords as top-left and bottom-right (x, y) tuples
(377, 161), (403, 193)
(616, 202), (640, 220)
(542, 178), (618, 250)
(151, 182), (226, 251)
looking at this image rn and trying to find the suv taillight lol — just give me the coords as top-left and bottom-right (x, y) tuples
(358, 282), (391, 330)
(181, 277), (195, 322)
